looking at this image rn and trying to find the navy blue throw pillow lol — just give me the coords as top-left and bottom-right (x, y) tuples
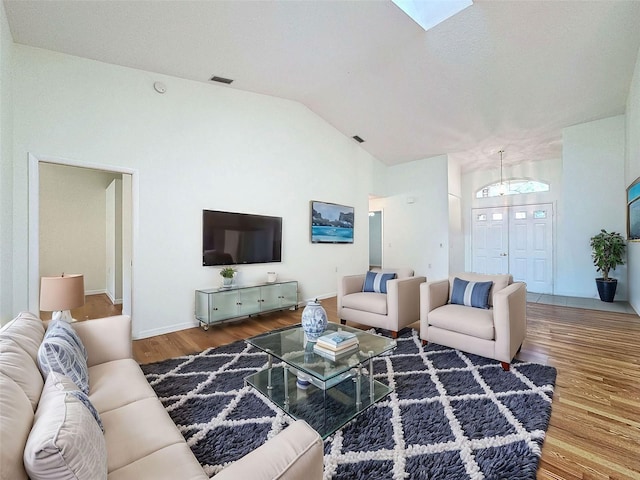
(450, 277), (493, 309)
(362, 271), (396, 294)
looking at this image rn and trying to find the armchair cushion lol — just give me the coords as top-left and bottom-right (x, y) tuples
(341, 292), (388, 315)
(428, 304), (495, 340)
(450, 277), (493, 309)
(362, 271), (396, 294)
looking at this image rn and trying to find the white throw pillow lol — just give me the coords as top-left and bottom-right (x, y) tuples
(24, 372), (107, 480)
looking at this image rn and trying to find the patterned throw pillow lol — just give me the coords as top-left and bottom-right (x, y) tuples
(450, 277), (493, 309)
(362, 271), (397, 294)
(37, 320), (90, 394)
(24, 372), (107, 480)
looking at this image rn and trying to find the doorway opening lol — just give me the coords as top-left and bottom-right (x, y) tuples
(369, 210), (383, 268)
(28, 153), (135, 318)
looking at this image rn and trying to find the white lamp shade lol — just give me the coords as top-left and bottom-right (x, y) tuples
(39, 274), (85, 312)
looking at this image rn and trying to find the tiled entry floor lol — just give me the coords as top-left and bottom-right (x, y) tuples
(527, 292), (638, 315)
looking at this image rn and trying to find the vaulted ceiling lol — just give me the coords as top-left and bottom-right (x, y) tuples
(5, 0), (640, 171)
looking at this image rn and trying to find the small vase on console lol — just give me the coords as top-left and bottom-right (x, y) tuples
(301, 299), (328, 342)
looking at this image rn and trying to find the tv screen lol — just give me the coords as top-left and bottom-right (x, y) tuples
(202, 210), (282, 266)
(310, 200), (354, 244)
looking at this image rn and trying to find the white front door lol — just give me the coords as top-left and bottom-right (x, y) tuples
(509, 204), (553, 294)
(472, 207), (509, 274)
(472, 204), (553, 294)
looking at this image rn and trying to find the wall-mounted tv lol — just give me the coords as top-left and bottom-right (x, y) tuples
(202, 210), (282, 266)
(310, 200), (354, 244)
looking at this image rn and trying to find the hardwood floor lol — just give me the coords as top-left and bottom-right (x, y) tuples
(130, 298), (640, 479)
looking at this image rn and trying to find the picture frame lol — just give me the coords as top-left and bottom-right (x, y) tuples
(628, 176), (640, 241)
(310, 200), (354, 244)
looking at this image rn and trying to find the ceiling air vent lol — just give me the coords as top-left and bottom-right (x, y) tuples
(210, 76), (234, 85)
(352, 135), (365, 144)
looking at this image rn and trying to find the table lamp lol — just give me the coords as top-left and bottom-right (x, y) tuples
(40, 274), (85, 322)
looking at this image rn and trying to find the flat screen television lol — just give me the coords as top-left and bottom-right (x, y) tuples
(310, 200), (354, 244)
(202, 210), (282, 266)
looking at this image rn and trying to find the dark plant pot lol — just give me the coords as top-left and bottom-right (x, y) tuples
(595, 278), (617, 303)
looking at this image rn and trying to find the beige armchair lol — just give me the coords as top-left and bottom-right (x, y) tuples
(337, 268), (426, 338)
(420, 272), (526, 370)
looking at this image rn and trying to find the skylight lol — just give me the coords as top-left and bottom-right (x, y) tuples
(391, 0), (472, 32)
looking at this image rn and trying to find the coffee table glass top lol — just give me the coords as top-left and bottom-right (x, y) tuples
(246, 323), (396, 382)
(245, 323), (396, 438)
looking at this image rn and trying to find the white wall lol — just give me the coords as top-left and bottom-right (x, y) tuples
(39, 163), (120, 294)
(559, 116), (627, 299)
(12, 46), (380, 338)
(462, 157), (563, 276)
(448, 156), (464, 274)
(369, 154), (449, 280)
(626, 45), (640, 314)
(0, 2), (13, 325)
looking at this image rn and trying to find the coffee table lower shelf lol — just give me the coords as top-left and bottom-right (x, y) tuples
(245, 366), (393, 439)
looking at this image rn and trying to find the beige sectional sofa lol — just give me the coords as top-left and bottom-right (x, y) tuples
(0, 312), (324, 480)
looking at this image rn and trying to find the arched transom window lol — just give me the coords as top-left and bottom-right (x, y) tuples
(476, 179), (550, 198)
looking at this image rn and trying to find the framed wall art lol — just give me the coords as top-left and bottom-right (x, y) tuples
(310, 200), (354, 244)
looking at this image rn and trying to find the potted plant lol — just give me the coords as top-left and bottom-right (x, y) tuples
(589, 229), (626, 302)
(220, 267), (236, 287)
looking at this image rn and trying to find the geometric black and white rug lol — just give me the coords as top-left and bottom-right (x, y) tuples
(141, 329), (557, 479)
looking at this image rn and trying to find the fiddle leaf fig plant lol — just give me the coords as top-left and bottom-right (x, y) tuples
(589, 229), (626, 281)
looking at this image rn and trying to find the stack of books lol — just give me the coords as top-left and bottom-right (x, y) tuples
(313, 330), (359, 360)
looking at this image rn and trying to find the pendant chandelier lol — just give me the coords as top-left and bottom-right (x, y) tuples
(498, 150), (507, 196)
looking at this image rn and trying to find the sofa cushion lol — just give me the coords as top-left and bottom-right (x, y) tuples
(450, 277), (493, 309)
(341, 292), (388, 315)
(0, 311), (45, 361)
(428, 304), (495, 340)
(0, 338), (45, 411)
(0, 312), (47, 410)
(88, 358), (157, 414)
(107, 443), (208, 480)
(24, 372), (107, 480)
(0, 373), (34, 480)
(101, 397), (187, 473)
(38, 320), (90, 394)
(362, 271), (396, 294)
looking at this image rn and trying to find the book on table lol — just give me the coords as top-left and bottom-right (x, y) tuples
(316, 330), (358, 349)
(316, 335), (359, 351)
(313, 342), (359, 360)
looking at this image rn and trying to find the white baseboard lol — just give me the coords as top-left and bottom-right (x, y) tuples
(85, 289), (106, 296)
(133, 320), (200, 340)
(301, 292), (336, 305)
(105, 291), (123, 305)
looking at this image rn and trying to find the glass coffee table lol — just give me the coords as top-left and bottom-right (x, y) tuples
(244, 323), (396, 438)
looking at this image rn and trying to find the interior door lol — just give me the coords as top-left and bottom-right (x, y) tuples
(472, 207), (509, 274)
